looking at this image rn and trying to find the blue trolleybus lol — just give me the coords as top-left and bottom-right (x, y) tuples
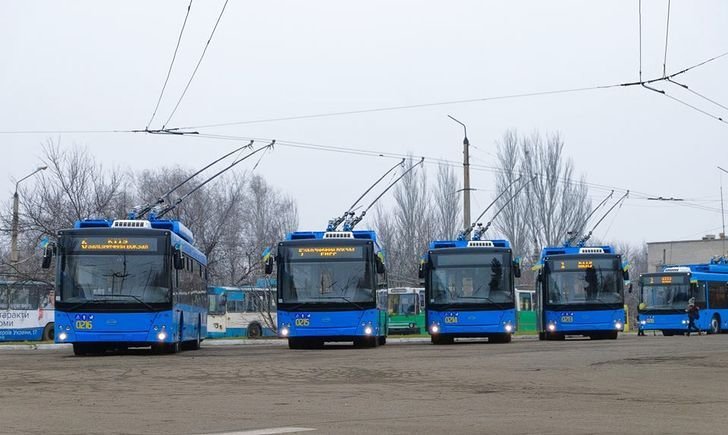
(43, 218), (207, 355)
(420, 239), (520, 344)
(269, 230), (388, 349)
(536, 246), (628, 340)
(638, 259), (728, 335)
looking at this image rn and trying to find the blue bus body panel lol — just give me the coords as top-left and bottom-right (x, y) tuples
(55, 305), (206, 344)
(278, 308), (385, 339)
(0, 327), (44, 342)
(639, 309), (727, 332)
(427, 308), (516, 335)
(545, 308), (624, 333)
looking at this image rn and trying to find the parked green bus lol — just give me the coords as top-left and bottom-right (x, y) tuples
(516, 288), (537, 333)
(387, 287), (425, 335)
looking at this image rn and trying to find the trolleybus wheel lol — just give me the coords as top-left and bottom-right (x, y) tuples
(42, 323), (54, 341)
(431, 335), (454, 345)
(73, 343), (89, 356)
(662, 331), (674, 337)
(378, 336), (387, 346)
(247, 323), (263, 339)
(288, 338), (304, 349)
(490, 333), (512, 343)
(538, 332), (546, 341)
(710, 315), (721, 334)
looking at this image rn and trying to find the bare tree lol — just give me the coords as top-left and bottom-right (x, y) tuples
(1, 140), (125, 281)
(493, 130), (530, 259)
(372, 157), (433, 287)
(432, 163), (461, 240)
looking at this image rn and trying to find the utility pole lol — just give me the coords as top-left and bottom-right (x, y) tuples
(719, 166), (728, 256)
(448, 115), (471, 231)
(10, 166), (47, 266)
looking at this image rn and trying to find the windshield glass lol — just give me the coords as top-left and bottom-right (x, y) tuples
(545, 258), (622, 305)
(389, 293), (417, 315)
(60, 254), (170, 304)
(430, 252), (513, 305)
(279, 244), (374, 304)
(640, 274), (691, 309)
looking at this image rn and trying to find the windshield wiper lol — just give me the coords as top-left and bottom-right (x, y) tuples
(455, 295), (507, 309)
(316, 296), (365, 310)
(103, 294), (156, 311)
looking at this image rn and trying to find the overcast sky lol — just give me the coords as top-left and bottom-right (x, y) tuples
(2, 1), (727, 247)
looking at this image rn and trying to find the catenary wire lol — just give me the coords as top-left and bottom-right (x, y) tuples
(146, 0), (194, 130)
(162, 0), (230, 129)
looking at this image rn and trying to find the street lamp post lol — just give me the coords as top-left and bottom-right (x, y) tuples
(448, 115), (471, 232)
(10, 166), (47, 266)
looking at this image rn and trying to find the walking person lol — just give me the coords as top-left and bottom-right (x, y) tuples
(686, 297), (701, 336)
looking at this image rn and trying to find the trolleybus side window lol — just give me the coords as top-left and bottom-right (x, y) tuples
(709, 282), (728, 309)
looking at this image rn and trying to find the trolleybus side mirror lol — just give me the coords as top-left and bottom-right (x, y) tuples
(264, 256), (274, 275)
(173, 248), (185, 270)
(41, 242), (55, 269)
(375, 255), (386, 274)
(628, 283), (633, 293)
(623, 269), (630, 281)
(513, 259), (522, 278)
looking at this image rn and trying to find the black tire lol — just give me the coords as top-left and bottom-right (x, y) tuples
(546, 332), (565, 341)
(247, 323), (263, 339)
(288, 338), (305, 349)
(489, 333), (512, 344)
(73, 343), (89, 356)
(662, 331), (675, 337)
(354, 336), (378, 348)
(710, 316), (721, 334)
(378, 336), (387, 346)
(538, 332), (546, 341)
(431, 335), (454, 345)
(42, 323), (54, 341)
(607, 331), (618, 340)
(73, 343), (105, 356)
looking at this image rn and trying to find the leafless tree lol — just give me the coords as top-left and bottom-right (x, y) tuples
(432, 163), (461, 240)
(1, 140), (125, 282)
(373, 157), (433, 287)
(493, 131), (531, 260)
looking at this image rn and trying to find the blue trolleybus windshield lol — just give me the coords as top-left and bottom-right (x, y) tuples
(279, 245), (375, 304)
(59, 235), (170, 306)
(430, 252), (513, 305)
(545, 258), (622, 305)
(640, 274), (691, 310)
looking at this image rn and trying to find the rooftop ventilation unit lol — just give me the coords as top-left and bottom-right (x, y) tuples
(468, 241), (495, 248)
(579, 247), (605, 254)
(112, 220), (152, 229)
(323, 231), (355, 239)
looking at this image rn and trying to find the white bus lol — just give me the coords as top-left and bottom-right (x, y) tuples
(207, 285), (276, 338)
(0, 280), (55, 342)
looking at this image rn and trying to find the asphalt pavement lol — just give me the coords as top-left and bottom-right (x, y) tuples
(1, 334), (726, 434)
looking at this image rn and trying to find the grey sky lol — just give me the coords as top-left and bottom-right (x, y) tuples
(2, 1), (727, 247)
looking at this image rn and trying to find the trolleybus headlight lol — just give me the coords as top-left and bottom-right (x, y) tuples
(681, 320), (688, 325)
(615, 322), (623, 330)
(157, 331), (167, 341)
(505, 324), (513, 333)
(280, 327), (290, 337)
(430, 324), (440, 334)
(364, 326), (373, 336)
(548, 323), (556, 332)
(640, 320), (646, 325)
(58, 332), (68, 341)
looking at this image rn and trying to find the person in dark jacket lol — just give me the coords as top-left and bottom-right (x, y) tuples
(686, 297), (701, 336)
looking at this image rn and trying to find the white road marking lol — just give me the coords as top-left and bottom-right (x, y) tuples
(204, 427), (316, 435)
